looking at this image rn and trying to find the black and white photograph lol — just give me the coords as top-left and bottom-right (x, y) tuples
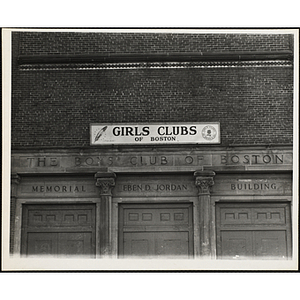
(2, 28), (299, 272)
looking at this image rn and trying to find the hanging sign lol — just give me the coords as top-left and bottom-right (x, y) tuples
(90, 123), (220, 145)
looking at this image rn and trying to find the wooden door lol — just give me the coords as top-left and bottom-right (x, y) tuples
(22, 204), (96, 257)
(216, 202), (292, 259)
(119, 203), (193, 258)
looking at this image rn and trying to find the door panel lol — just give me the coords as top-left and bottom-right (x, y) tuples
(254, 230), (287, 258)
(220, 231), (253, 259)
(154, 232), (189, 257)
(27, 232), (58, 256)
(58, 232), (93, 256)
(123, 231), (190, 257)
(220, 208), (252, 225)
(119, 203), (193, 258)
(124, 232), (152, 256)
(27, 207), (94, 227)
(124, 207), (190, 227)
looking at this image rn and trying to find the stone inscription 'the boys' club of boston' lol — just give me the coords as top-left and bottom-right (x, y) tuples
(18, 151), (291, 170)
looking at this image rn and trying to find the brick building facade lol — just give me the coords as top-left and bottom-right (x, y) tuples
(9, 30), (295, 260)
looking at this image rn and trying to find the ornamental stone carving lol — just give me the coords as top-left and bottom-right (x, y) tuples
(194, 170), (216, 195)
(96, 178), (116, 195)
(195, 177), (214, 194)
(11, 174), (21, 185)
(95, 171), (116, 195)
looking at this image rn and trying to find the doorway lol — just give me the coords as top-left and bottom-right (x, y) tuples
(118, 203), (194, 258)
(21, 204), (96, 257)
(216, 202), (292, 259)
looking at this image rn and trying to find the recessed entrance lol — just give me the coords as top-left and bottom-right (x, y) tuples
(21, 204), (96, 257)
(118, 203), (194, 258)
(216, 202), (292, 259)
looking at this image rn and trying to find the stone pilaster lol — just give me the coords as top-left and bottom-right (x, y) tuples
(95, 171), (116, 257)
(10, 174), (21, 254)
(194, 170), (215, 259)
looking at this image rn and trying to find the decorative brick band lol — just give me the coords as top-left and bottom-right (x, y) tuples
(19, 60), (292, 71)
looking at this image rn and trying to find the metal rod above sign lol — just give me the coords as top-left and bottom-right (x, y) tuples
(90, 123), (220, 145)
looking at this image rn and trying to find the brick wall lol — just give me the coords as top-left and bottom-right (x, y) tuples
(11, 32), (294, 148)
(17, 32), (293, 55)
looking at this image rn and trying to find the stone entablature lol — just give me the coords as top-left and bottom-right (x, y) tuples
(14, 173), (293, 199)
(11, 148), (293, 174)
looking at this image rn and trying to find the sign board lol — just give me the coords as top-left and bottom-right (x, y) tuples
(90, 123), (220, 145)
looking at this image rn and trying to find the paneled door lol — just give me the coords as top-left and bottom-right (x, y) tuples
(216, 202), (292, 259)
(21, 204), (96, 257)
(118, 203), (194, 258)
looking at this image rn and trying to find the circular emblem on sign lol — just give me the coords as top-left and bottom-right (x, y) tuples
(202, 125), (217, 140)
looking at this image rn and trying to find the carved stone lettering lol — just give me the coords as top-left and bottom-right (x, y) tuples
(31, 185), (86, 193)
(220, 154), (284, 165)
(121, 183), (188, 192)
(26, 157), (60, 167)
(15, 151), (292, 171)
(231, 183), (277, 190)
(129, 156), (172, 166)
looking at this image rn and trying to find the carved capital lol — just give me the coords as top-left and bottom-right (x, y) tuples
(11, 174), (21, 185)
(194, 170), (215, 195)
(95, 172), (116, 195)
(195, 177), (214, 194)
